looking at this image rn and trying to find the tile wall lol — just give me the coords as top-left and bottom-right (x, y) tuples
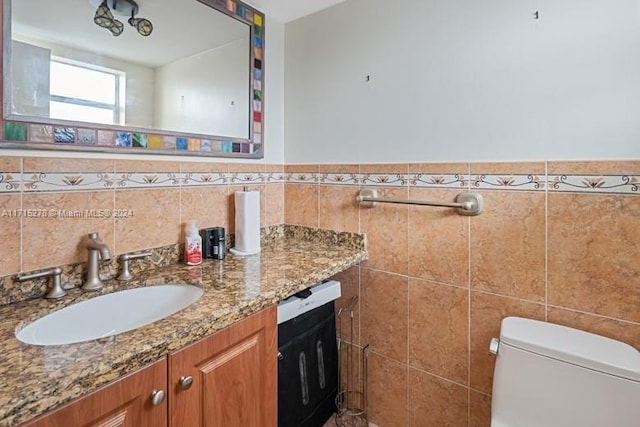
(0, 157), (284, 278)
(287, 161), (640, 427)
(1, 157), (638, 426)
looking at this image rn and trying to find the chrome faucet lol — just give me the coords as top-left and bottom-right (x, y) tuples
(83, 232), (111, 291)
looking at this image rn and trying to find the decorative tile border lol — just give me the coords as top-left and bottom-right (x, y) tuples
(284, 170), (638, 195)
(318, 173), (359, 185)
(22, 173), (115, 192)
(183, 173), (229, 187)
(0, 0), (264, 159)
(548, 174), (639, 194)
(471, 174), (547, 190)
(409, 174), (467, 188)
(360, 173), (409, 187)
(0, 168), (637, 195)
(0, 172), (22, 193)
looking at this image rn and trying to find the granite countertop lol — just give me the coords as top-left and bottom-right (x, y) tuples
(0, 226), (367, 426)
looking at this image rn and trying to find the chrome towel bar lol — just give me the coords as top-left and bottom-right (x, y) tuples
(356, 188), (483, 216)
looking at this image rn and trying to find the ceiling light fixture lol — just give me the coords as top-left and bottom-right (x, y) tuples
(128, 11), (153, 37)
(92, 0), (153, 37)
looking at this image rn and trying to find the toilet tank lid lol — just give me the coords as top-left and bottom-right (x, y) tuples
(500, 317), (640, 382)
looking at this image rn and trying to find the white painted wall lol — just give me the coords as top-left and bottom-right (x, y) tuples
(284, 0), (640, 163)
(154, 38), (250, 138)
(10, 41), (50, 117)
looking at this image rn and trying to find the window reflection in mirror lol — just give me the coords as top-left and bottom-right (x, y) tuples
(49, 58), (125, 125)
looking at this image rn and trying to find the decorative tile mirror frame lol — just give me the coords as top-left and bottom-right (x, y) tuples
(0, 0), (265, 158)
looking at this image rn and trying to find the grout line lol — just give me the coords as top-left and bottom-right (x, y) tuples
(466, 162), (471, 427)
(111, 160), (116, 255)
(546, 304), (640, 326)
(468, 287), (546, 307)
(357, 264), (362, 353)
(112, 183), (117, 255)
(406, 196), (411, 427)
(544, 161), (549, 322)
(19, 157), (24, 272)
(361, 266), (476, 292)
(468, 386), (492, 397)
(404, 358), (471, 390)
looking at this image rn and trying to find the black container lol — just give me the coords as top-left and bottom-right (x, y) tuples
(277, 301), (338, 427)
(201, 227), (225, 259)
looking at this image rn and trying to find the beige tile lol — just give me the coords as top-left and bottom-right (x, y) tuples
(409, 162), (468, 175)
(229, 185), (265, 234)
(22, 191), (115, 270)
(548, 160), (639, 175)
(470, 191), (545, 302)
(409, 279), (468, 385)
(114, 160), (180, 173)
(318, 185), (359, 233)
(284, 183), (318, 228)
(0, 157), (21, 171)
(548, 193), (640, 322)
(359, 164), (408, 174)
(318, 164), (359, 173)
(361, 268), (408, 363)
(180, 161), (228, 173)
(470, 390), (492, 427)
(332, 266), (360, 344)
(264, 183), (284, 226)
(23, 158), (114, 173)
(408, 188), (468, 286)
(0, 194), (21, 275)
(470, 162), (546, 175)
(265, 164), (284, 173)
(547, 307), (640, 350)
(409, 368), (468, 427)
(284, 164), (319, 173)
(360, 187), (408, 275)
(367, 352), (408, 427)
(180, 186), (229, 233)
(228, 162), (265, 173)
(470, 291), (545, 394)
(114, 188), (180, 254)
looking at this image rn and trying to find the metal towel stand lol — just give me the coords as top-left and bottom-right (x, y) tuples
(335, 296), (369, 427)
(356, 188), (484, 216)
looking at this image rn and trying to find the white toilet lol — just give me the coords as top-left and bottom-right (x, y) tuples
(489, 317), (640, 427)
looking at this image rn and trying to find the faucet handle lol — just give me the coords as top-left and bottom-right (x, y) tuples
(17, 267), (66, 299)
(117, 252), (152, 281)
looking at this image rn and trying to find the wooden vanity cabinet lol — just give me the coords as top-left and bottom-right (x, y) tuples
(168, 305), (278, 427)
(20, 306), (277, 427)
(22, 358), (168, 427)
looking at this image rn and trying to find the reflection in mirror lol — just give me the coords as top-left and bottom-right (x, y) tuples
(5, 0), (254, 140)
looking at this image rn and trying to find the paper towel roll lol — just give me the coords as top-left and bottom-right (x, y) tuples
(230, 190), (261, 256)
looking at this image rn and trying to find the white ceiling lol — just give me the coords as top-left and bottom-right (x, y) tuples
(12, 0), (249, 68)
(10, 0), (347, 69)
(244, 0), (347, 22)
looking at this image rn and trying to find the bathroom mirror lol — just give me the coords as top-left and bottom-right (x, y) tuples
(1, 0), (265, 157)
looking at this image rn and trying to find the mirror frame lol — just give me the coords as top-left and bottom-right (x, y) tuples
(0, 0), (265, 158)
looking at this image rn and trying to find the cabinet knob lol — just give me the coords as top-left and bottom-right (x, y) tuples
(150, 389), (166, 406)
(179, 375), (194, 390)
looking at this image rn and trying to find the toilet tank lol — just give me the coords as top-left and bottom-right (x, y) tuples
(490, 317), (640, 427)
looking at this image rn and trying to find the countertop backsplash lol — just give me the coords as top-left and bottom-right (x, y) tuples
(0, 224), (363, 306)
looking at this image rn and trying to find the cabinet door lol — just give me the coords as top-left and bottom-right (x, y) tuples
(23, 358), (168, 427)
(169, 306), (277, 427)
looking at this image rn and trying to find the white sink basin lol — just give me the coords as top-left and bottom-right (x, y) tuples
(16, 284), (204, 346)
